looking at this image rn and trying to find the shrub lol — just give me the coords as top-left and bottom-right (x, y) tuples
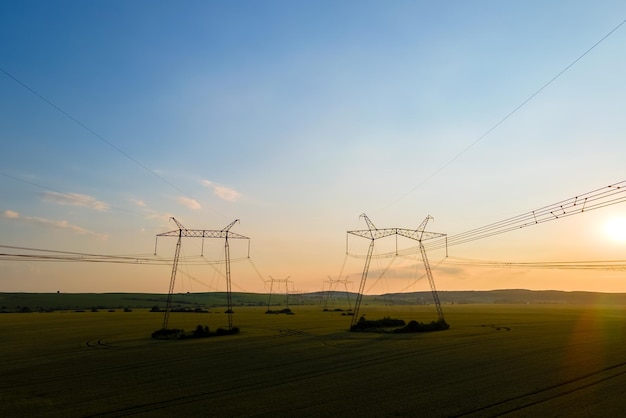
(393, 319), (450, 333)
(193, 324), (210, 337)
(216, 327), (240, 336)
(350, 316), (405, 332)
(151, 328), (184, 340)
(266, 308), (294, 315)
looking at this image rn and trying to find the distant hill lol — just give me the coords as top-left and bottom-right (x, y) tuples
(1, 289), (626, 312)
(381, 289), (626, 305)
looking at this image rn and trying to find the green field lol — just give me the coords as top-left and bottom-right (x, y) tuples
(2, 304), (626, 417)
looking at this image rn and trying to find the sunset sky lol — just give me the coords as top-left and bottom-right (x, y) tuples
(2, 1), (626, 295)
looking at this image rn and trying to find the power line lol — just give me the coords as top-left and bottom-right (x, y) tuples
(352, 180), (626, 259)
(445, 256), (626, 271)
(427, 180), (626, 252)
(387, 18), (626, 208)
(0, 66), (199, 203)
(0, 244), (247, 265)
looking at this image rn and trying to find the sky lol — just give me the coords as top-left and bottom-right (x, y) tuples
(1, 1), (626, 295)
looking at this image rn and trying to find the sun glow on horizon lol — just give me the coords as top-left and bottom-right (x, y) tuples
(604, 218), (626, 242)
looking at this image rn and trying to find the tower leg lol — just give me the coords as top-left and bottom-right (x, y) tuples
(225, 236), (233, 330)
(163, 231), (182, 330)
(419, 242), (444, 322)
(351, 239), (375, 329)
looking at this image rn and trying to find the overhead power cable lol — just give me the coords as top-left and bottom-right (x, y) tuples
(388, 18), (626, 207)
(351, 180), (626, 259)
(445, 256), (626, 271)
(427, 180), (626, 252)
(0, 244), (247, 265)
(0, 66), (198, 203)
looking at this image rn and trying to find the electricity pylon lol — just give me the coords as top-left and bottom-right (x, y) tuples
(323, 275), (352, 310)
(347, 214), (447, 328)
(266, 275), (292, 311)
(154, 217), (249, 330)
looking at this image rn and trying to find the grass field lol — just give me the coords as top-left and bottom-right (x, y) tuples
(1, 304), (626, 417)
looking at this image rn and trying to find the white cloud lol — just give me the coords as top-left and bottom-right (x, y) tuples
(41, 191), (109, 211)
(202, 180), (241, 202)
(177, 197), (201, 210)
(3, 210), (107, 240)
(3, 210), (19, 219)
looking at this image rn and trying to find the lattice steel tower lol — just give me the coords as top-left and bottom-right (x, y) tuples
(347, 214), (447, 328)
(154, 218), (249, 330)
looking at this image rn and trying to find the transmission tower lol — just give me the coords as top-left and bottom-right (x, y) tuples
(346, 214), (447, 328)
(323, 275), (353, 310)
(266, 275), (292, 311)
(154, 217), (250, 330)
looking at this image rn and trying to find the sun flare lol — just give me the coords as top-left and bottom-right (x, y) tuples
(605, 218), (626, 242)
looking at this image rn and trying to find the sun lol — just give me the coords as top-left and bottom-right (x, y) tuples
(605, 217), (626, 242)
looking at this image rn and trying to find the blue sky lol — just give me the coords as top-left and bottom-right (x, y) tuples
(1, 1), (626, 294)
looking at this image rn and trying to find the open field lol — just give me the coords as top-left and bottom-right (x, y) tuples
(1, 304), (626, 417)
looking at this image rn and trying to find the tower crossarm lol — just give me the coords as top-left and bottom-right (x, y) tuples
(157, 229), (249, 239)
(395, 229), (446, 242)
(348, 228), (445, 242)
(347, 228), (400, 240)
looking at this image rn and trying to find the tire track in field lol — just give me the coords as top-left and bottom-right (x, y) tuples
(84, 330), (514, 417)
(85, 338), (134, 349)
(0, 333), (282, 391)
(2, 323), (506, 393)
(274, 328), (313, 336)
(3, 325), (344, 390)
(454, 361), (626, 417)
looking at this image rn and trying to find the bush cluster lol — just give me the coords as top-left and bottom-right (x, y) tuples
(151, 328), (185, 340)
(151, 325), (240, 340)
(392, 319), (450, 333)
(149, 306), (208, 313)
(265, 308), (294, 315)
(350, 316), (406, 332)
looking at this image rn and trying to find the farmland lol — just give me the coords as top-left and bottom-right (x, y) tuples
(1, 303), (626, 417)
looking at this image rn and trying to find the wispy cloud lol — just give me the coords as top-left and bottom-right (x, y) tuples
(202, 180), (241, 202)
(177, 197), (201, 210)
(3, 209), (19, 219)
(3, 210), (108, 240)
(41, 191), (109, 211)
(132, 199), (146, 207)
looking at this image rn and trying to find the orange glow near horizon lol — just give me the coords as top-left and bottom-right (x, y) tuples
(604, 218), (626, 242)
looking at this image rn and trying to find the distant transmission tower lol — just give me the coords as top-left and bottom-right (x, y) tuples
(323, 275), (353, 311)
(154, 218), (250, 330)
(347, 214), (447, 328)
(266, 275), (292, 311)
